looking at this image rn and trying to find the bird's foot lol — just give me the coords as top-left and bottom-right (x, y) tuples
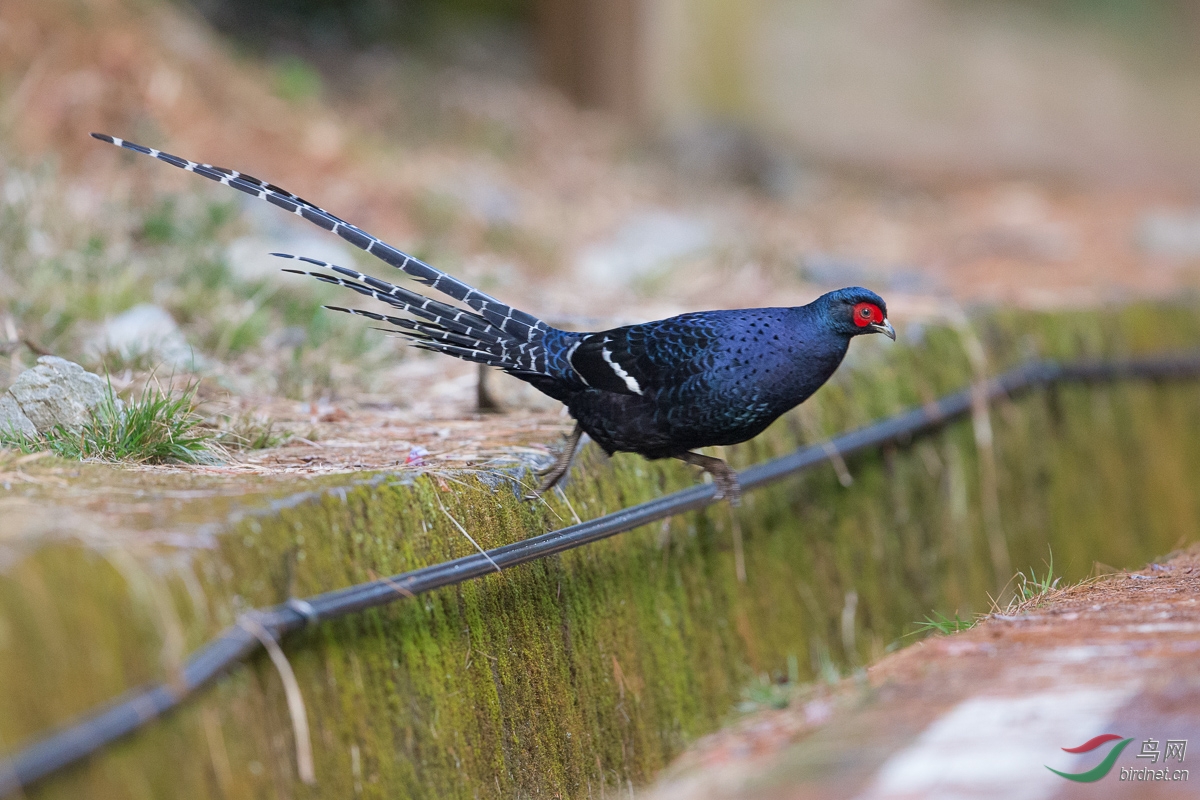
(524, 424), (583, 501)
(712, 470), (742, 507)
(675, 451), (742, 506)
(525, 463), (569, 501)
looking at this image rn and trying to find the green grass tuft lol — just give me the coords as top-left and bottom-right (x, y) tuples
(736, 680), (794, 713)
(1014, 551), (1062, 604)
(911, 610), (976, 637)
(214, 412), (289, 451)
(2, 379), (217, 465)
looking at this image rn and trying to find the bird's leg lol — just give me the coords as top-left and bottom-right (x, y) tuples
(475, 364), (503, 414)
(526, 423), (584, 500)
(675, 451), (741, 506)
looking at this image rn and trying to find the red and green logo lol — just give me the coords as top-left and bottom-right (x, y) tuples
(1046, 734), (1134, 782)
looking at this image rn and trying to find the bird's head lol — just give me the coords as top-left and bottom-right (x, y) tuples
(818, 287), (896, 340)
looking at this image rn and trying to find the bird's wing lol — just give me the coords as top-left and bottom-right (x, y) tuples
(568, 314), (724, 396)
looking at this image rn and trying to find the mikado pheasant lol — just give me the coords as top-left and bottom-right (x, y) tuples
(92, 133), (895, 500)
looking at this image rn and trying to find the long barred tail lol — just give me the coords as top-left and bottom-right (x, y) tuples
(275, 254), (548, 372)
(89, 133), (554, 373)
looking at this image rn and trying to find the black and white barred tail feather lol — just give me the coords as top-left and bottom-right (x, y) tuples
(274, 254), (543, 373)
(275, 254), (503, 341)
(89, 133), (551, 350)
(327, 306), (516, 369)
(90, 133), (895, 499)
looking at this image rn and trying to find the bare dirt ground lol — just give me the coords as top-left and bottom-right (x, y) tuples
(178, 376), (565, 477)
(647, 547), (1200, 799)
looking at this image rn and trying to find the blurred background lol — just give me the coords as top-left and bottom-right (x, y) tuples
(195, 0), (1200, 187)
(3, 0), (1200, 410)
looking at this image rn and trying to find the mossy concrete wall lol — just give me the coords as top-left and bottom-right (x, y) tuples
(5, 303), (1200, 798)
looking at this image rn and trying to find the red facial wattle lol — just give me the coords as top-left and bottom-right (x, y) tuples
(853, 302), (884, 328)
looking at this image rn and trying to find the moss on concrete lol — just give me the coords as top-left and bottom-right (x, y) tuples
(6, 302), (1200, 798)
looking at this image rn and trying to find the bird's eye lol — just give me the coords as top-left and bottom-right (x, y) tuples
(852, 302), (880, 327)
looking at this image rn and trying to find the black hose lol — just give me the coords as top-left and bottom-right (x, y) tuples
(4, 353), (1200, 794)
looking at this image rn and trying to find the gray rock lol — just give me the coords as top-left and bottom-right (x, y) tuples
(799, 253), (872, 286)
(264, 325), (308, 350)
(443, 175), (522, 226)
(6, 356), (121, 433)
(1137, 210), (1200, 258)
(226, 234), (354, 283)
(0, 393), (36, 439)
(799, 252), (940, 293)
(575, 210), (713, 285)
(667, 122), (805, 198)
(90, 304), (200, 370)
(478, 366), (562, 413)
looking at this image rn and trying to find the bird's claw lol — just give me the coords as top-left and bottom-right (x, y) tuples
(675, 451), (742, 506)
(524, 468), (564, 502)
(711, 473), (742, 507)
(523, 475), (558, 502)
(524, 424), (583, 502)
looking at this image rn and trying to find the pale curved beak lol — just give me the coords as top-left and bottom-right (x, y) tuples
(870, 319), (897, 340)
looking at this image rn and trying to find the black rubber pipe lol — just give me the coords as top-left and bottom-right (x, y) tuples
(4, 352), (1200, 794)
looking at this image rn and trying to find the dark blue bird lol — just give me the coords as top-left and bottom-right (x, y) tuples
(92, 133), (895, 500)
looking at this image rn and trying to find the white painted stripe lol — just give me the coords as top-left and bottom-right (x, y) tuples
(855, 688), (1135, 800)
